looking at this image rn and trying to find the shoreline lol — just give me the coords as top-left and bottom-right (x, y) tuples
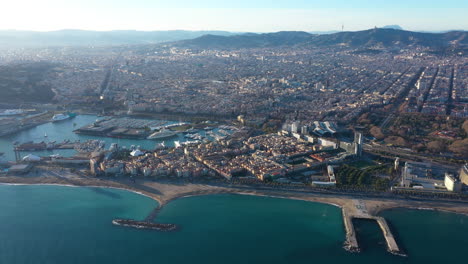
(376, 206), (468, 218)
(229, 192), (344, 209)
(0, 182), (164, 206)
(2, 180), (468, 217)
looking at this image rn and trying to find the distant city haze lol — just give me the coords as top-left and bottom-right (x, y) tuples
(1, 0), (466, 32)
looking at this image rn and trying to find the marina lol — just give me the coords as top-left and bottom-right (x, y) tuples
(0, 114), (234, 162)
(147, 129), (177, 140)
(74, 117), (188, 139)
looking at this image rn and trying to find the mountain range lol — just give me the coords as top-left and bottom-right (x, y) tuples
(173, 28), (467, 51)
(0, 28), (466, 52)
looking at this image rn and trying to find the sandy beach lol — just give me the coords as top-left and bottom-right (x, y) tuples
(2, 167), (468, 218)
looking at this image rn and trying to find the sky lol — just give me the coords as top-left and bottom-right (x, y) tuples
(0, 0), (467, 32)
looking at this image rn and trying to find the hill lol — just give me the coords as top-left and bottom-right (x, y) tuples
(174, 31), (313, 49)
(307, 28), (467, 48)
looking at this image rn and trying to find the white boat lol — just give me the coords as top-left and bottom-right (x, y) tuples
(155, 141), (166, 150)
(22, 154), (41, 162)
(183, 140), (201, 145)
(0, 109), (24, 116)
(147, 129), (177, 140)
(184, 128), (199, 134)
(174, 141), (181, 148)
(51, 114), (70, 122)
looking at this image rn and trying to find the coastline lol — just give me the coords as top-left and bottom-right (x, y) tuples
(2, 175), (468, 257)
(0, 182), (164, 206)
(2, 176), (468, 217)
(376, 206), (468, 218)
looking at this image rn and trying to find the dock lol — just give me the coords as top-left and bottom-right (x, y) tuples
(14, 141), (77, 151)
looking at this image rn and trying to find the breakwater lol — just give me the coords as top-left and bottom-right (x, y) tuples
(343, 210), (360, 253)
(342, 199), (405, 256)
(343, 215), (404, 256)
(112, 219), (177, 231)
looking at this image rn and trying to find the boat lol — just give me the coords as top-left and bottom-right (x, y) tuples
(67, 112), (77, 118)
(51, 114), (71, 122)
(174, 141), (181, 148)
(147, 129), (177, 140)
(183, 128), (199, 134)
(0, 109), (24, 116)
(155, 141), (166, 150)
(51, 112), (76, 122)
(183, 140), (201, 146)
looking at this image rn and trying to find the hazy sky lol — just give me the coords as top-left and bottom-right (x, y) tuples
(1, 0), (466, 32)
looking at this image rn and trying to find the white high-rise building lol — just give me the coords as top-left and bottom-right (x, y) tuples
(354, 132), (363, 157)
(291, 122), (299, 133)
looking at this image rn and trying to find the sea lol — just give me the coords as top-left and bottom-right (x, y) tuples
(0, 185), (466, 264)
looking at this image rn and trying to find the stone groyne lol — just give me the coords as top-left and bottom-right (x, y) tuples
(343, 214), (405, 256)
(375, 217), (406, 256)
(342, 210), (360, 253)
(112, 219), (178, 231)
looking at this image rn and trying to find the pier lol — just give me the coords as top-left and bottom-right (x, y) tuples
(14, 141), (77, 151)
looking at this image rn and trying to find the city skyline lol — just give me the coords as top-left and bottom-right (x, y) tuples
(1, 0), (467, 32)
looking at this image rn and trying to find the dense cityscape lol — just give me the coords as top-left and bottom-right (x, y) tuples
(0, 13), (467, 263)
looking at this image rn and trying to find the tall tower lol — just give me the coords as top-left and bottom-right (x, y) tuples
(291, 121), (299, 133)
(354, 132), (363, 157)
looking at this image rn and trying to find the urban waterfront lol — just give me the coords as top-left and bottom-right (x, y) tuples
(0, 115), (194, 162)
(0, 185), (467, 264)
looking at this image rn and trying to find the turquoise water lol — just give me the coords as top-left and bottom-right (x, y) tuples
(0, 185), (467, 264)
(0, 115), (194, 161)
